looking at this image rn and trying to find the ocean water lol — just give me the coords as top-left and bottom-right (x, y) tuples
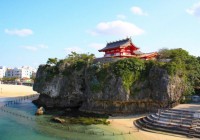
(0, 98), (125, 140)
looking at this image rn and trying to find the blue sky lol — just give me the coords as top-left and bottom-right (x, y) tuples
(1, 0), (200, 68)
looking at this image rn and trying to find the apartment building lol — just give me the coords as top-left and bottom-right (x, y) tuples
(2, 66), (37, 78)
(0, 66), (6, 78)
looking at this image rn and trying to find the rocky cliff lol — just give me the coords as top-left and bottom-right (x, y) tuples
(33, 58), (187, 115)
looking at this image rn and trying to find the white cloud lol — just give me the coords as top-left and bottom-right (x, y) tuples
(21, 44), (48, 52)
(89, 43), (105, 50)
(186, 2), (200, 17)
(5, 28), (33, 37)
(22, 46), (38, 51)
(89, 20), (144, 37)
(64, 46), (83, 54)
(130, 6), (148, 16)
(38, 44), (48, 49)
(117, 14), (126, 19)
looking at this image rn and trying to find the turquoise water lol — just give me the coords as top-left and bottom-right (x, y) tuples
(0, 98), (125, 140)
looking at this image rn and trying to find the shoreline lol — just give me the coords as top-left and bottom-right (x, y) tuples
(106, 114), (190, 140)
(0, 84), (192, 140)
(0, 84), (38, 98)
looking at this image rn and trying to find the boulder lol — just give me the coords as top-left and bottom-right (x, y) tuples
(52, 117), (66, 123)
(35, 107), (44, 115)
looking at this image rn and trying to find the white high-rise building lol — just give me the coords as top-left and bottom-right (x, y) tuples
(5, 66), (37, 78)
(0, 66), (6, 78)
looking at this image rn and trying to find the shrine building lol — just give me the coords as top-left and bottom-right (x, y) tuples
(98, 38), (158, 60)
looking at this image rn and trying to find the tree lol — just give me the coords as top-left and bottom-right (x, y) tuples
(2, 77), (17, 82)
(158, 48), (170, 59)
(197, 57), (200, 63)
(46, 58), (58, 65)
(67, 52), (95, 61)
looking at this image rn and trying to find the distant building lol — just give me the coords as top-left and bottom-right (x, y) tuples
(32, 71), (37, 78)
(0, 66), (6, 78)
(21, 77), (33, 83)
(4, 66), (37, 78)
(5, 68), (13, 78)
(98, 38), (158, 60)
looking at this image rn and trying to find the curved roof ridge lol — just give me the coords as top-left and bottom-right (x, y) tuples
(107, 37), (130, 45)
(99, 38), (135, 52)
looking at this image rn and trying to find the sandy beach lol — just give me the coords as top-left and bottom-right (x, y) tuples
(173, 104), (200, 112)
(0, 84), (38, 98)
(109, 104), (200, 140)
(107, 115), (192, 140)
(107, 104), (200, 140)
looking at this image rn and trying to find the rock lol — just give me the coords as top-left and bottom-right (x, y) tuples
(35, 107), (44, 115)
(52, 117), (65, 123)
(65, 108), (71, 112)
(33, 63), (186, 115)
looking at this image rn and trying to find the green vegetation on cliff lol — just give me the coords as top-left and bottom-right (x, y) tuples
(112, 58), (145, 92)
(159, 48), (200, 95)
(42, 52), (95, 79)
(88, 63), (110, 92)
(42, 49), (200, 95)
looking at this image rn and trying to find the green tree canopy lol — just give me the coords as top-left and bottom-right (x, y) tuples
(159, 48), (200, 95)
(46, 58), (58, 65)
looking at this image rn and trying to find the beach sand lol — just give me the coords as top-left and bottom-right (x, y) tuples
(0, 84), (38, 98)
(173, 104), (200, 112)
(107, 115), (191, 140)
(107, 103), (200, 140)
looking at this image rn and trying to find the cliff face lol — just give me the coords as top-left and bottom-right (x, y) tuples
(33, 63), (186, 115)
(33, 65), (85, 108)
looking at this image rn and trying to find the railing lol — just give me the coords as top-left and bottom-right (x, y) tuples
(134, 108), (200, 138)
(0, 94), (139, 137)
(0, 94), (39, 121)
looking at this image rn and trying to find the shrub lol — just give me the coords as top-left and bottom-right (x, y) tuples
(112, 58), (145, 92)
